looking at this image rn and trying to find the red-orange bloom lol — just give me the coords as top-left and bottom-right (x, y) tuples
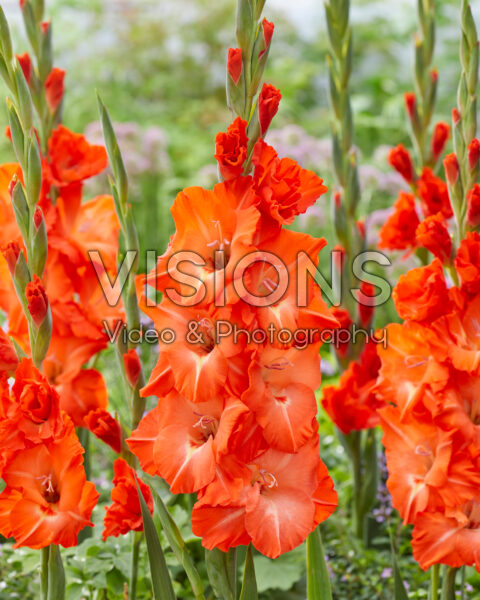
(227, 48), (243, 85)
(412, 502), (480, 571)
(258, 83), (281, 136)
(25, 275), (49, 326)
(467, 183), (480, 228)
(214, 117), (248, 180)
(146, 177), (259, 306)
(322, 341), (383, 434)
(415, 214), (452, 263)
(380, 406), (480, 525)
(455, 232), (480, 295)
(192, 439), (337, 558)
(417, 167), (453, 219)
(388, 144), (414, 183)
(0, 421), (98, 548)
(392, 259), (450, 322)
(242, 344), (321, 452)
(84, 409), (122, 453)
(103, 458), (153, 540)
(127, 392), (251, 493)
(47, 125), (108, 186)
(0, 359), (65, 452)
(45, 68), (65, 113)
(0, 329), (18, 374)
(431, 122), (450, 162)
(378, 192), (419, 251)
(252, 139), (327, 226)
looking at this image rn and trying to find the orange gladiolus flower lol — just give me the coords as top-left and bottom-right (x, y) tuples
(47, 125), (108, 186)
(412, 502), (480, 572)
(103, 458), (153, 540)
(380, 405), (480, 525)
(215, 117), (248, 180)
(416, 167), (453, 219)
(258, 83), (281, 136)
(0, 358), (65, 453)
(192, 438), (337, 558)
(378, 192), (420, 251)
(455, 231), (480, 295)
(242, 344), (321, 453)
(0, 420), (98, 548)
(252, 139), (327, 226)
(415, 214), (452, 263)
(322, 341), (384, 434)
(393, 259), (451, 322)
(0, 329), (18, 374)
(127, 391), (251, 494)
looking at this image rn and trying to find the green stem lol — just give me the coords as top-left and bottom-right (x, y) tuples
(129, 531), (143, 600)
(351, 430), (364, 540)
(441, 566), (457, 600)
(41, 546), (50, 600)
(77, 428), (92, 542)
(429, 564), (439, 600)
(306, 526), (332, 600)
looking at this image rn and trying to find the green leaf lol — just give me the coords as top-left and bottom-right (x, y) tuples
(205, 547), (237, 600)
(239, 545), (257, 600)
(47, 545), (65, 600)
(306, 526), (332, 600)
(254, 548), (304, 594)
(148, 480), (205, 600)
(136, 478), (175, 600)
(390, 536), (409, 600)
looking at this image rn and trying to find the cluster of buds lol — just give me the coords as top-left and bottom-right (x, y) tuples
(0, 6), (53, 368)
(225, 0), (280, 170)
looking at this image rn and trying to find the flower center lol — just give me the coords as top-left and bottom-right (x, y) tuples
(41, 475), (60, 504)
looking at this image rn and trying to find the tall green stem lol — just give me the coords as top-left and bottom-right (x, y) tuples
(441, 566), (457, 600)
(41, 546), (50, 600)
(429, 564), (439, 600)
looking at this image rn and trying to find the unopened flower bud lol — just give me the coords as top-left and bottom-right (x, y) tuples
(85, 409), (123, 453)
(259, 18), (274, 59)
(1, 241), (21, 275)
(45, 67), (65, 113)
(26, 275), (48, 327)
(227, 48), (242, 86)
(16, 52), (32, 84)
(431, 122), (450, 162)
(388, 144), (414, 183)
(443, 153), (460, 186)
(258, 83), (281, 136)
(467, 184), (480, 228)
(452, 108), (461, 125)
(468, 139), (480, 171)
(404, 92), (417, 119)
(123, 348), (141, 388)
